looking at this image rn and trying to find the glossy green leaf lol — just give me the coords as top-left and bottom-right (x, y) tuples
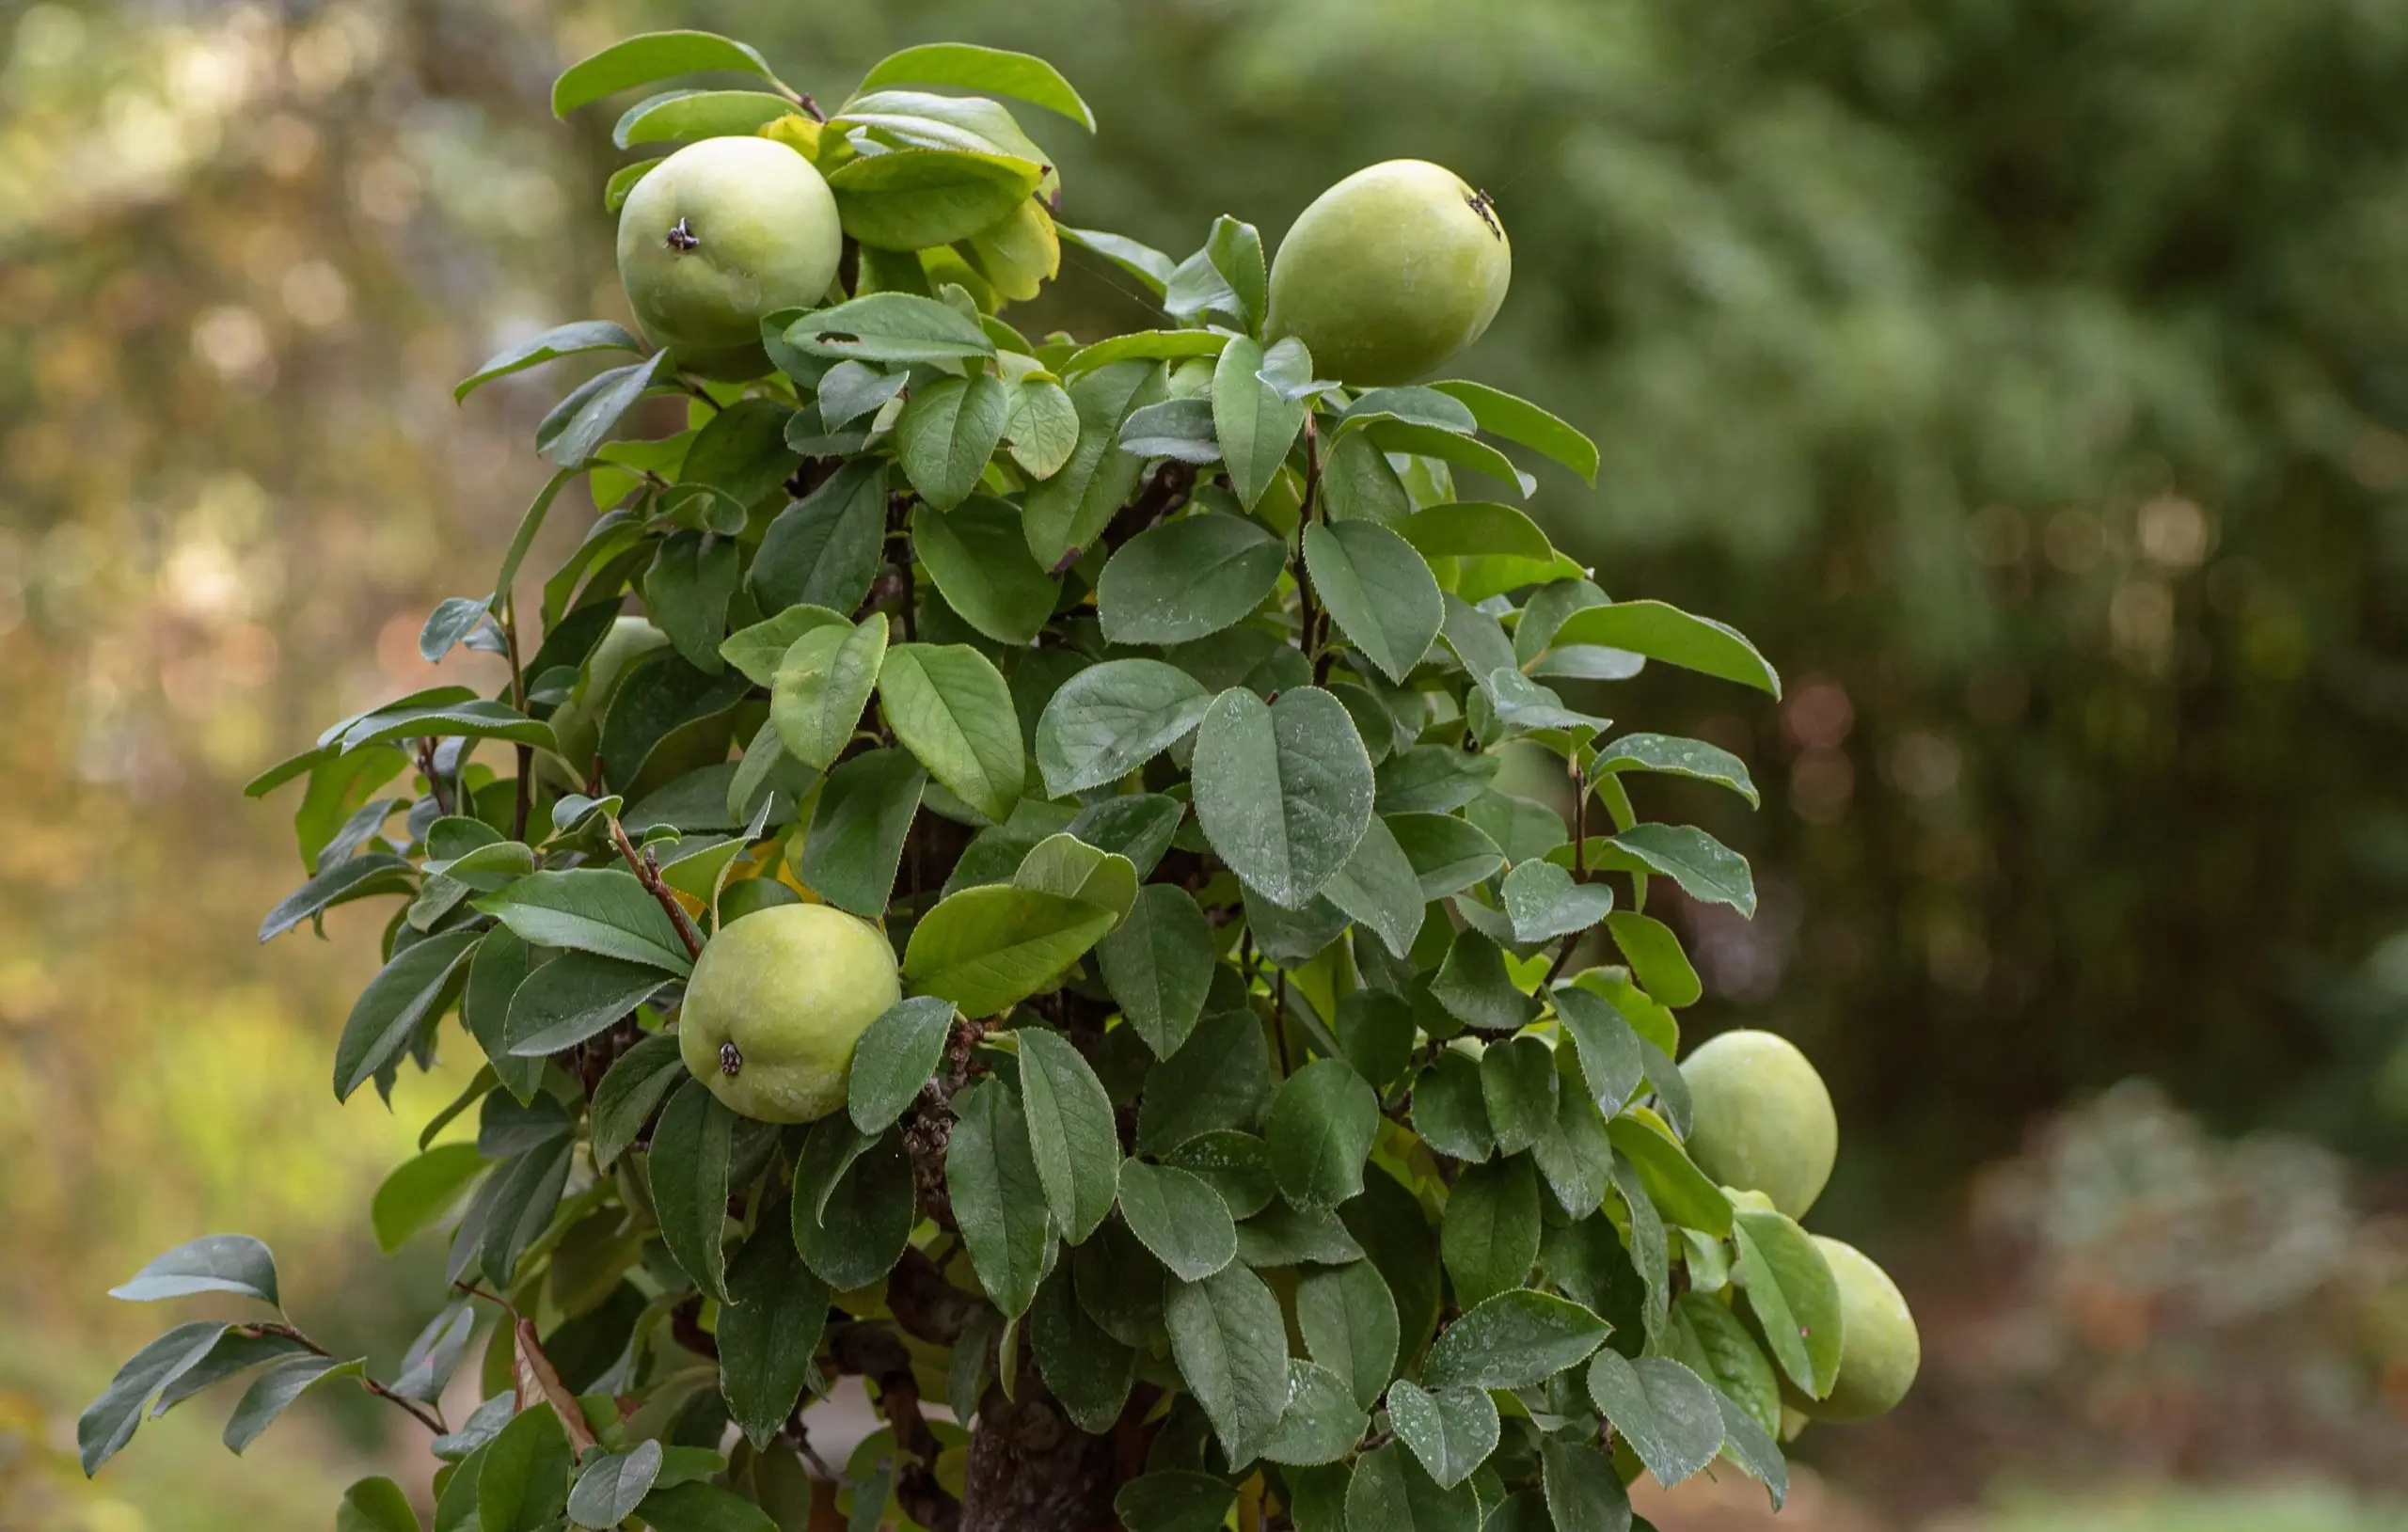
(372, 1145), (487, 1254)
(1547, 601), (1780, 697)
(854, 41), (1095, 130)
(223, 1354), (365, 1454)
(1591, 732), (1759, 807)
(1604, 1111), (1733, 1236)
(1607, 911), (1703, 1008)
(946, 1077), (1054, 1318)
(1499, 860), (1615, 945)
(1441, 1154), (1542, 1310)
(1261, 1359), (1367, 1467)
(792, 1129), (914, 1290)
(109, 1234), (279, 1307)
(612, 87), (796, 149)
(1165, 1262), (1290, 1464)
(537, 351), (673, 467)
(77, 1321), (229, 1475)
(590, 1033), (689, 1169)
(333, 930), (480, 1102)
(478, 1402), (573, 1532)
(896, 373), (1011, 510)
(1058, 329), (1229, 377)
(1386, 1378), (1499, 1490)
(1732, 1208), (1844, 1398)
(879, 642), (1025, 824)
(1479, 1036), (1559, 1157)
(648, 1079), (736, 1302)
(1429, 380), (1599, 482)
(337, 1476), (421, 1532)
(1607, 823), (1757, 917)
(1113, 1471), (1235, 1532)
(1421, 1287), (1610, 1392)
(800, 748), (926, 917)
(1018, 1030), (1122, 1243)
(1011, 832), (1139, 917)
(1022, 360), (1167, 564)
(903, 884), (1117, 1018)
(1296, 1258), (1399, 1414)
(769, 614), (887, 772)
(1035, 658), (1213, 798)
(634, 1481), (778, 1532)
(1115, 1158), (1238, 1281)
(784, 293), (996, 366)
(567, 1439), (664, 1529)
(916, 496), (1059, 644)
(1411, 1049), (1495, 1162)
(1097, 514), (1286, 646)
(1428, 927), (1540, 1033)
(1586, 1350), (1722, 1489)
(475, 869), (691, 974)
(1346, 1443), (1479, 1532)
(847, 995), (957, 1133)
(1304, 519), (1445, 685)
(1714, 1386), (1790, 1510)
(553, 30), (783, 116)
(456, 321), (642, 403)
(1136, 1006), (1273, 1156)
(1191, 686), (1375, 908)
(1264, 1059), (1380, 1212)
(1212, 336), (1306, 510)
(829, 149), (1043, 251)
(502, 950), (667, 1056)
(1539, 1435), (1631, 1532)
(1093, 885), (1215, 1059)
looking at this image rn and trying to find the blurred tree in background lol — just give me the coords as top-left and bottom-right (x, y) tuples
(6, 0), (2408, 1525)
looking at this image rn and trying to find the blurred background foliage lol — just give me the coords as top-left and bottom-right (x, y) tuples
(3, 0), (2405, 1527)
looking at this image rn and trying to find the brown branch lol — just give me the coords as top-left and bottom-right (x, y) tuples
(669, 1295), (719, 1361)
(887, 1246), (983, 1348)
(610, 816), (705, 959)
(1068, 460), (1196, 573)
(830, 1324), (961, 1532)
(247, 1322), (445, 1435)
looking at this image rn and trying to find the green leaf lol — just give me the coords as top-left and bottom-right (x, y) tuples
(1592, 733), (1759, 807)
(604, 157), (660, 212)
(1072, 1220), (1169, 1350)
(830, 150), (1044, 251)
(1192, 686), (1375, 909)
(1428, 928), (1540, 1033)
(1411, 1049), (1495, 1162)
(1539, 1435), (1631, 1532)
(455, 321), (642, 403)
(791, 1129), (913, 1290)
(1319, 813), (1427, 960)
(1441, 1155), (1542, 1311)
(721, 604), (848, 688)
(1165, 1262), (1290, 1464)
(752, 462), (888, 617)
(1119, 396), (1220, 465)
(1004, 376), (1081, 478)
(853, 42), (1096, 131)
(1303, 520), (1445, 685)
(613, 87), (797, 149)
(1164, 1131), (1276, 1219)
(1137, 1005), (1274, 1155)
(649, 1080), (736, 1302)
(1018, 1030), (1122, 1243)
(1713, 1386), (1790, 1510)
(903, 885), (1115, 1017)
(478, 1402), (573, 1532)
(1263, 1059), (1380, 1212)
(1211, 337), (1306, 510)
(946, 1077), (1054, 1318)
(1438, 593), (1517, 705)
(800, 747), (926, 917)
(333, 930), (480, 1102)
(1421, 1287), (1609, 1392)
(879, 642), (1026, 824)
(1092, 886), (1213, 1061)
(1297, 1259), (1399, 1414)
(1022, 360), (1168, 565)
(1604, 1112), (1732, 1236)
(785, 294), (995, 366)
(913, 497), (1058, 643)
(1057, 329), (1228, 377)
(1607, 824), (1757, 918)
(1359, 418), (1535, 498)
(538, 351), (673, 467)
(847, 995), (957, 1133)
(553, 30), (784, 117)
(1606, 911), (1703, 1008)
(1011, 829), (1140, 913)
(1480, 1036), (1560, 1157)
(1546, 601), (1780, 697)
(591, 1033), (689, 1168)
(337, 1477), (421, 1532)
(1058, 226), (1176, 294)
(1731, 1208), (1844, 1398)
(223, 1354), (365, 1454)
(372, 1145), (487, 1254)
(1387, 813), (1503, 901)
(1377, 749), (1502, 817)
(1204, 216), (1269, 336)
(1586, 1351), (1722, 1489)
(1236, 1202), (1365, 1268)
(502, 950), (668, 1056)
(109, 1234), (279, 1307)
(1346, 1443), (1480, 1532)
(895, 373), (1011, 510)
(1550, 984), (1645, 1110)
(1030, 1268), (1136, 1435)
(1034, 658), (1213, 798)
(1097, 514), (1285, 646)
(475, 869), (692, 974)
(770, 613), (889, 772)
(338, 699), (555, 753)
(1115, 1158), (1238, 1281)
(78, 1321), (230, 1474)
(635, 1481), (778, 1532)
(1428, 380), (1599, 483)
(1261, 1359), (1367, 1466)
(1499, 861), (1615, 945)
(1386, 1379), (1500, 1490)
(1113, 1471), (1235, 1532)
(567, 1440), (664, 1530)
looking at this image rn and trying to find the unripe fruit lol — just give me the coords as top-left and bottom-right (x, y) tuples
(1798, 1237), (1919, 1422)
(616, 135), (843, 380)
(1680, 1030), (1837, 1219)
(677, 903), (901, 1124)
(1266, 159), (1511, 387)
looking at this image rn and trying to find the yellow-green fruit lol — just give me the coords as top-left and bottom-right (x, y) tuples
(547, 616), (668, 780)
(1681, 1029), (1837, 1219)
(677, 903), (900, 1124)
(1799, 1237), (1919, 1423)
(616, 135), (843, 380)
(1266, 159), (1512, 387)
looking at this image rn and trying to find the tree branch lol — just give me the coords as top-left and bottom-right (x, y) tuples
(831, 1324), (962, 1532)
(610, 816), (705, 959)
(247, 1322), (445, 1435)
